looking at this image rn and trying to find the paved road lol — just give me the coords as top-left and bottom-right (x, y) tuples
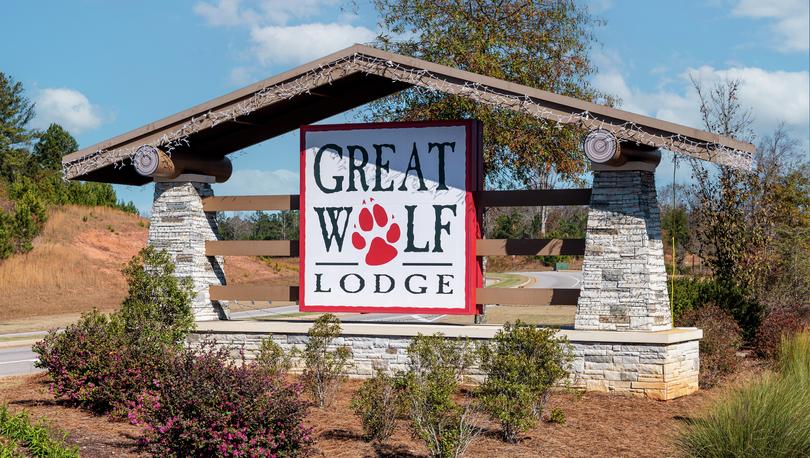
(0, 347), (40, 377)
(520, 270), (582, 289)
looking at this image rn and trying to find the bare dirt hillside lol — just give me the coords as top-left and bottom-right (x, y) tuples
(0, 205), (295, 330)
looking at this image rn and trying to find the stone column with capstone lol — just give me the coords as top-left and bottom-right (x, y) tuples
(135, 145), (231, 321)
(147, 177), (228, 321)
(575, 130), (673, 331)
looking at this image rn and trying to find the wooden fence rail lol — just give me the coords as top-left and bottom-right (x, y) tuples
(205, 238), (585, 257)
(201, 189), (591, 212)
(209, 285), (580, 306)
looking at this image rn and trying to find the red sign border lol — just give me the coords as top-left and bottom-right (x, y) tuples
(299, 120), (483, 315)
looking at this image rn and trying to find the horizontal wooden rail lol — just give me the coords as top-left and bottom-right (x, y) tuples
(476, 239), (585, 256)
(202, 195), (299, 211)
(476, 189), (591, 207)
(207, 238), (583, 257)
(202, 189), (591, 213)
(206, 240), (299, 257)
(209, 285), (579, 306)
(210, 285), (299, 301)
(476, 287), (580, 306)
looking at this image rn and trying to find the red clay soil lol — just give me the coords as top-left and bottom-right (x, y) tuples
(0, 373), (741, 458)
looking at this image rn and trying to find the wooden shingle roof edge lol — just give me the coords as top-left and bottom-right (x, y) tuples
(63, 44), (755, 183)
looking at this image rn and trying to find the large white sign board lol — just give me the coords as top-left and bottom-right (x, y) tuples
(300, 121), (481, 314)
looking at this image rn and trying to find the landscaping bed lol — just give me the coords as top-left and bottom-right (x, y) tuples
(2, 372), (733, 457)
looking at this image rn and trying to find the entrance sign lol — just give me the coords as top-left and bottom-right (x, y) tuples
(300, 120), (482, 314)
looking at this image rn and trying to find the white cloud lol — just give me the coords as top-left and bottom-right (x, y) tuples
(592, 62), (809, 143)
(34, 88), (103, 134)
(733, 0), (809, 52)
(229, 66), (255, 85)
(250, 22), (375, 65)
(214, 168), (299, 195)
(194, 0), (340, 26)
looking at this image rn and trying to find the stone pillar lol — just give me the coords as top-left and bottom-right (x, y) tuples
(575, 164), (672, 331)
(148, 177), (227, 321)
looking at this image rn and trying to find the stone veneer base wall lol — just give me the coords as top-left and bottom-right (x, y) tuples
(190, 321), (700, 401)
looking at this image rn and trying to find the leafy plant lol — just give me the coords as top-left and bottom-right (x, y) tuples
(119, 245), (195, 347)
(478, 321), (572, 442)
(677, 303), (742, 388)
(546, 407), (566, 425)
(0, 406), (79, 458)
(398, 333), (478, 458)
(676, 331), (810, 457)
(255, 336), (292, 377)
(301, 314), (351, 407)
(130, 345), (312, 457)
(351, 369), (400, 443)
(34, 246), (194, 414)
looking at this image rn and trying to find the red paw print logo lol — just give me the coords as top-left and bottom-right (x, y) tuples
(352, 199), (401, 266)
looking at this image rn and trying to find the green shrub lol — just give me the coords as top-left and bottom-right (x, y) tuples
(255, 336), (292, 377)
(119, 245), (195, 347)
(669, 276), (761, 341)
(398, 333), (478, 458)
(0, 212), (12, 259)
(677, 304), (742, 388)
(351, 369), (400, 443)
(676, 331), (810, 457)
(0, 406), (79, 458)
(34, 247), (194, 414)
(546, 407), (566, 425)
(478, 321), (571, 442)
(302, 314), (351, 407)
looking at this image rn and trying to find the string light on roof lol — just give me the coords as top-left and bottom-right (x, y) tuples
(62, 52), (753, 181)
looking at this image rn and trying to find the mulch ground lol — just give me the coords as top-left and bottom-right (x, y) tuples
(0, 372), (745, 458)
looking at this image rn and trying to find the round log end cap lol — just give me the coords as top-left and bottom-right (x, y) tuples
(583, 129), (620, 163)
(133, 145), (161, 176)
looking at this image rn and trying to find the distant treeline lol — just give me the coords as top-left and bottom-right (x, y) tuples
(0, 72), (137, 259)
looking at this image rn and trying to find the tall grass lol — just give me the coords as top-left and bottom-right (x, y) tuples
(676, 331), (810, 457)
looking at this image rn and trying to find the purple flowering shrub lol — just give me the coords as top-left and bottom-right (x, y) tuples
(33, 310), (171, 414)
(129, 345), (312, 457)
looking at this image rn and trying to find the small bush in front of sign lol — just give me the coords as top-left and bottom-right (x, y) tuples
(302, 314), (351, 407)
(34, 246), (194, 415)
(351, 369), (401, 444)
(398, 333), (479, 458)
(131, 344), (311, 457)
(478, 321), (572, 443)
(255, 336), (292, 377)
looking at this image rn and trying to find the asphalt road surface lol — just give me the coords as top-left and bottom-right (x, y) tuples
(0, 271), (581, 377)
(0, 347), (40, 377)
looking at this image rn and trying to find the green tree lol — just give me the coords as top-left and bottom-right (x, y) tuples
(0, 72), (36, 180)
(661, 205), (690, 270)
(371, 0), (606, 186)
(32, 123), (78, 172)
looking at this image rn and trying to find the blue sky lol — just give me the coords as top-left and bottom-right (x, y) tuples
(2, 0), (808, 213)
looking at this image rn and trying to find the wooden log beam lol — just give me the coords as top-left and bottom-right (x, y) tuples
(133, 145), (233, 183)
(209, 285), (299, 301)
(476, 288), (580, 306)
(205, 240), (298, 257)
(476, 238), (585, 256)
